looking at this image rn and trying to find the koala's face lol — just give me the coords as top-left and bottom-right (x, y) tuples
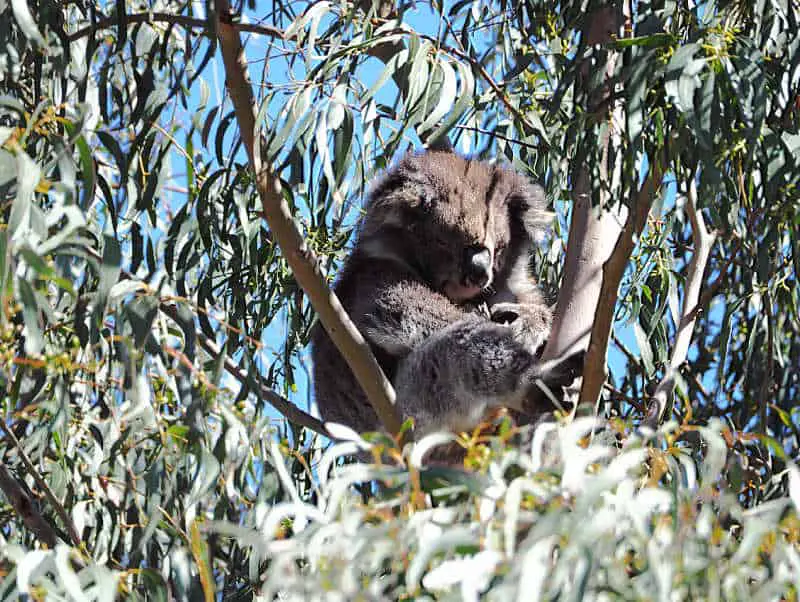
(359, 151), (547, 302)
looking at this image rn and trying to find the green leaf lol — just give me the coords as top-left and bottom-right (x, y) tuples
(362, 47), (410, 105)
(665, 44), (706, 114)
(90, 234), (121, 345)
(611, 33), (676, 49)
(8, 151), (40, 240)
(427, 60), (475, 145)
(633, 321), (655, 376)
(11, 0), (46, 47)
(418, 59), (457, 134)
(17, 278), (43, 355)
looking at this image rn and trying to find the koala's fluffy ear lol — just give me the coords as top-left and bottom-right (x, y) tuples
(493, 166), (551, 241)
(359, 164), (412, 236)
(359, 154), (432, 237)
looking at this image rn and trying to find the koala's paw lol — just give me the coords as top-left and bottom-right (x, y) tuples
(490, 302), (552, 352)
(522, 349), (586, 415)
(542, 349), (585, 389)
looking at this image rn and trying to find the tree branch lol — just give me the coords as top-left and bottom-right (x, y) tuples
(578, 166), (662, 406)
(0, 423), (81, 547)
(214, 1), (403, 436)
(541, 170), (628, 364)
(195, 331), (329, 437)
(757, 289), (774, 434)
(684, 237), (741, 324)
(649, 173), (716, 424)
(66, 11), (284, 43)
(0, 464), (58, 547)
(540, 5), (626, 378)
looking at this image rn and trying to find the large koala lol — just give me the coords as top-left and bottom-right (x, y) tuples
(311, 151), (579, 437)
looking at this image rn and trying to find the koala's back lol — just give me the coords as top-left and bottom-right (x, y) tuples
(311, 251), (465, 433)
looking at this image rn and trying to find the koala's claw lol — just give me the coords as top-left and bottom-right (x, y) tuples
(521, 350), (586, 416)
(542, 349), (586, 389)
(490, 302), (550, 327)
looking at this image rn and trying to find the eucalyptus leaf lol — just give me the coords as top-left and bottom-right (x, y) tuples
(0, 2), (798, 599)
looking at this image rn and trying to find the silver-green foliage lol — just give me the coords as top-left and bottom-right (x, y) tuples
(5, 419), (800, 600)
(0, 0), (798, 598)
(241, 420), (800, 601)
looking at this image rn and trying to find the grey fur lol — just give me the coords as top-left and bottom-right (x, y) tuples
(311, 151), (570, 437)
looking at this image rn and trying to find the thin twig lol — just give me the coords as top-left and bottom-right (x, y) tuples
(649, 172), (716, 424)
(602, 382), (647, 413)
(758, 290), (775, 434)
(0, 464), (58, 547)
(0, 423), (81, 547)
(453, 124), (545, 150)
(214, 1), (403, 436)
(66, 11), (284, 43)
(195, 332), (329, 437)
(611, 332), (639, 367)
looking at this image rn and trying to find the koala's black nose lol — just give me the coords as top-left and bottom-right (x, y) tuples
(464, 245), (492, 287)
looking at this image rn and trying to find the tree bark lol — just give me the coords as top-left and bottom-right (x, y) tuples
(214, 1), (403, 436)
(540, 5), (626, 407)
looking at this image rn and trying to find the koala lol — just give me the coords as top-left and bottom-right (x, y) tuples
(311, 151), (580, 438)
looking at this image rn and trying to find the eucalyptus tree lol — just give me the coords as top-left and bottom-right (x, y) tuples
(0, 0), (797, 598)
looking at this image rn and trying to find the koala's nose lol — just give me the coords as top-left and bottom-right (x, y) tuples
(464, 246), (492, 287)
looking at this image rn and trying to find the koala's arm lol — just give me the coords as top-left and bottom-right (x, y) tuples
(391, 314), (550, 436)
(359, 279), (467, 357)
(393, 314), (584, 437)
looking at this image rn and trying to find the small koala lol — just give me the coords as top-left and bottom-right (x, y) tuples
(311, 151), (579, 437)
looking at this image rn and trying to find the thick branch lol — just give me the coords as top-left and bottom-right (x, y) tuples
(540, 6), (625, 372)
(214, 1), (402, 435)
(649, 174), (716, 423)
(578, 168), (662, 406)
(542, 170), (628, 364)
(0, 465), (58, 547)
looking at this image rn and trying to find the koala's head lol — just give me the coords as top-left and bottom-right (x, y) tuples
(357, 151), (549, 302)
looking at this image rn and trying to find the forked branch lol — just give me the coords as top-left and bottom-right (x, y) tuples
(577, 167), (662, 406)
(649, 172), (716, 423)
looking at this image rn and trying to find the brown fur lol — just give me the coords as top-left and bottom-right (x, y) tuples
(311, 151), (558, 436)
